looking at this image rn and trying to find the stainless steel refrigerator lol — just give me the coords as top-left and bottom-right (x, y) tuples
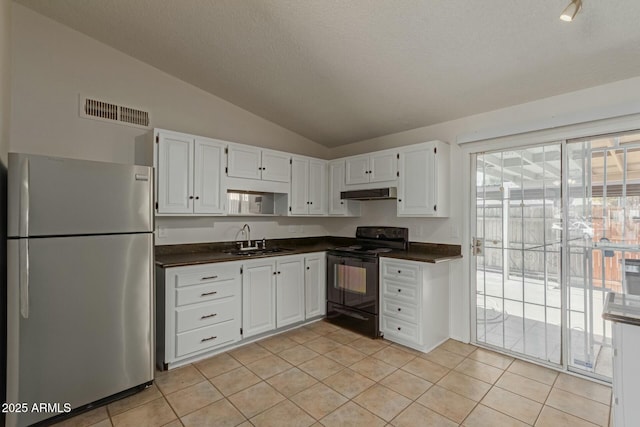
(6, 153), (154, 427)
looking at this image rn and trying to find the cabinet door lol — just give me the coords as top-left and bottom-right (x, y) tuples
(398, 143), (436, 216)
(261, 149), (291, 182)
(290, 157), (309, 215)
(305, 254), (326, 318)
(308, 159), (327, 215)
(227, 144), (261, 180)
(328, 161), (347, 215)
(345, 155), (370, 185)
(276, 257), (305, 328)
(370, 151), (397, 182)
(193, 138), (225, 214)
(242, 261), (276, 337)
(156, 132), (193, 214)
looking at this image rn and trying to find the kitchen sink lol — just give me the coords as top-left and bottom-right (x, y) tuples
(223, 247), (293, 257)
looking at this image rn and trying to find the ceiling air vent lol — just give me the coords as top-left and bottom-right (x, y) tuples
(80, 95), (150, 129)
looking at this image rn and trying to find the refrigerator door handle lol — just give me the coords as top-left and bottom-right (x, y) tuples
(20, 239), (30, 318)
(20, 157), (30, 237)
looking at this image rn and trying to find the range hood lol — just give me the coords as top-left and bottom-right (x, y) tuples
(340, 187), (397, 200)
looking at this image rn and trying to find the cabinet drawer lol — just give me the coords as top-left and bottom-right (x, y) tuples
(382, 316), (419, 344)
(382, 261), (419, 283)
(382, 280), (418, 303)
(175, 297), (238, 333)
(382, 298), (418, 324)
(175, 263), (239, 287)
(176, 320), (239, 357)
(175, 280), (238, 307)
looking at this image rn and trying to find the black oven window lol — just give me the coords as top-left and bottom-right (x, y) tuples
(335, 264), (367, 294)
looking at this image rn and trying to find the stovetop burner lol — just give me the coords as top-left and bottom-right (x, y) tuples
(329, 227), (409, 257)
(332, 245), (394, 255)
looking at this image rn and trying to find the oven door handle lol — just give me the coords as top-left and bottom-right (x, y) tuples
(333, 307), (368, 320)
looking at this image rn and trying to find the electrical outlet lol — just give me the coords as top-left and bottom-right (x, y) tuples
(288, 225), (297, 233)
(157, 226), (168, 238)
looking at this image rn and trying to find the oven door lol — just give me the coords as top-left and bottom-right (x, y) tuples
(326, 253), (378, 315)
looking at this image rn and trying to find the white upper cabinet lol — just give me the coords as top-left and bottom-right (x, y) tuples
(193, 138), (225, 214)
(289, 155), (327, 216)
(370, 151), (398, 182)
(345, 150), (398, 185)
(227, 144), (290, 183)
(397, 141), (449, 217)
(308, 159), (327, 215)
(345, 155), (370, 185)
(156, 131), (193, 214)
(261, 149), (291, 182)
(155, 130), (225, 215)
(290, 156), (310, 215)
(328, 160), (360, 216)
(227, 144), (261, 180)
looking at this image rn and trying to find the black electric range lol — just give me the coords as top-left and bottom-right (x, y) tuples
(326, 226), (408, 338)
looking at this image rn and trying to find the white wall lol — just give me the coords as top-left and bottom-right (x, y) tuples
(10, 4), (329, 163)
(0, 0), (10, 165)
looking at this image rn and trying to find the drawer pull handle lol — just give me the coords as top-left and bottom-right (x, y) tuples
(201, 275), (218, 280)
(397, 308), (401, 311)
(201, 336), (217, 342)
(201, 313), (218, 319)
(397, 327), (402, 331)
(201, 291), (218, 297)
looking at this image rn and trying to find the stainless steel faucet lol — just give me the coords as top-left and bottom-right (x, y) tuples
(241, 223), (251, 245)
(238, 224), (258, 250)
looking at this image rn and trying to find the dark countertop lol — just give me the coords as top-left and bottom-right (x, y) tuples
(155, 236), (462, 268)
(603, 292), (640, 327)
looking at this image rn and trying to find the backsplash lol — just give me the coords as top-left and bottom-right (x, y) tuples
(154, 216), (330, 246)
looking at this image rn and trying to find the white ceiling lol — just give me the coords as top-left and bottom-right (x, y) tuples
(16, 0), (640, 147)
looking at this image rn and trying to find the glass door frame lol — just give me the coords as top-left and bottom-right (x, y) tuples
(469, 141), (566, 370)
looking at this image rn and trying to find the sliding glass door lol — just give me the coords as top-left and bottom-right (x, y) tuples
(472, 129), (640, 380)
(473, 144), (563, 365)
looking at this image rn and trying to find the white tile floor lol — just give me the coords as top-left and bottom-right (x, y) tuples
(53, 320), (613, 427)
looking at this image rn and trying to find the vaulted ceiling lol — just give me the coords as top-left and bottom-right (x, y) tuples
(16, 0), (640, 147)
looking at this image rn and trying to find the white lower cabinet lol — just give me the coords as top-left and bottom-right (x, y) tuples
(242, 254), (307, 338)
(159, 253), (327, 368)
(275, 256), (306, 328)
(158, 261), (242, 368)
(379, 257), (449, 352)
(612, 321), (640, 427)
(242, 260), (277, 337)
(305, 253), (326, 318)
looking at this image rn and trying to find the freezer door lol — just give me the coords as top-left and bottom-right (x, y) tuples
(6, 234), (154, 427)
(8, 153), (153, 237)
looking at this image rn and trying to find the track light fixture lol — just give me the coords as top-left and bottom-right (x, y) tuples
(560, 0), (582, 22)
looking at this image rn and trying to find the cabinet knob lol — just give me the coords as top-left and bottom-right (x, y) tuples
(277, 271), (281, 274)
(397, 308), (401, 311)
(397, 270), (401, 273)
(369, 170), (372, 174)
(397, 327), (401, 331)
(310, 201), (313, 205)
(189, 196), (194, 199)
(340, 201), (344, 205)
(306, 266), (310, 270)
(398, 199), (402, 202)
(397, 289), (402, 293)
(273, 272), (277, 275)
(195, 196), (200, 200)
